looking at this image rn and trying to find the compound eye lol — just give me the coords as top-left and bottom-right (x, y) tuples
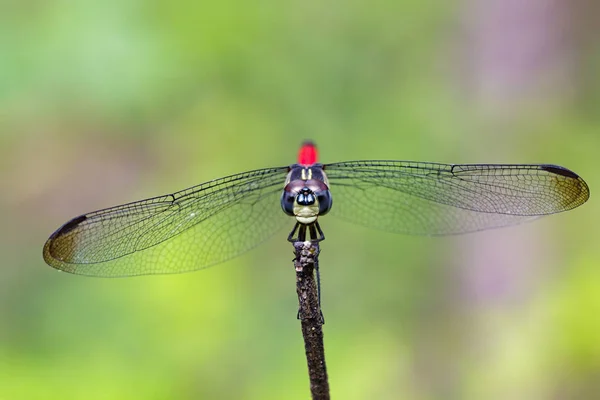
(280, 191), (296, 216)
(317, 191), (332, 215)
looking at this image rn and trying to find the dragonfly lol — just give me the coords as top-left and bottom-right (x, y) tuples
(43, 141), (589, 277)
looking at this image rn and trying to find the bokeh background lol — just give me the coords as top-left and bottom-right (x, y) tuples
(1, 1), (599, 399)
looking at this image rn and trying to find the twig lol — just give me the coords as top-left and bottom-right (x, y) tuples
(294, 240), (330, 400)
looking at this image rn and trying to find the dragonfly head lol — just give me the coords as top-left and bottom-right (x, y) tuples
(281, 180), (332, 224)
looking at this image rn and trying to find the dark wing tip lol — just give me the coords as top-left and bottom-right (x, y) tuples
(55, 214), (87, 236)
(541, 164), (580, 179)
(42, 214), (87, 268)
(541, 164), (590, 207)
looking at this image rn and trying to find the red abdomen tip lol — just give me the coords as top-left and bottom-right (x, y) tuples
(298, 141), (318, 165)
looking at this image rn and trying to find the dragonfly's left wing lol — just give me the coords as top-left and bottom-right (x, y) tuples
(43, 166), (291, 276)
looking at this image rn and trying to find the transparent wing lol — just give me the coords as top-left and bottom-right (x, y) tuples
(323, 161), (589, 235)
(43, 166), (292, 276)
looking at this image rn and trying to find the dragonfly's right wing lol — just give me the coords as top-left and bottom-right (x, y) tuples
(323, 161), (589, 235)
(43, 166), (292, 277)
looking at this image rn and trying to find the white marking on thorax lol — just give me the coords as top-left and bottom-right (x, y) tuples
(300, 168), (313, 181)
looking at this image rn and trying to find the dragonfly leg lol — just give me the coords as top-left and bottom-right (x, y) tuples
(288, 222), (308, 242)
(298, 224), (307, 242)
(309, 224), (317, 241)
(287, 222), (300, 242)
(305, 221), (325, 242)
(314, 221), (325, 241)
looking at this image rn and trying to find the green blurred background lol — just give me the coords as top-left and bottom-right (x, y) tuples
(1, 1), (599, 399)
